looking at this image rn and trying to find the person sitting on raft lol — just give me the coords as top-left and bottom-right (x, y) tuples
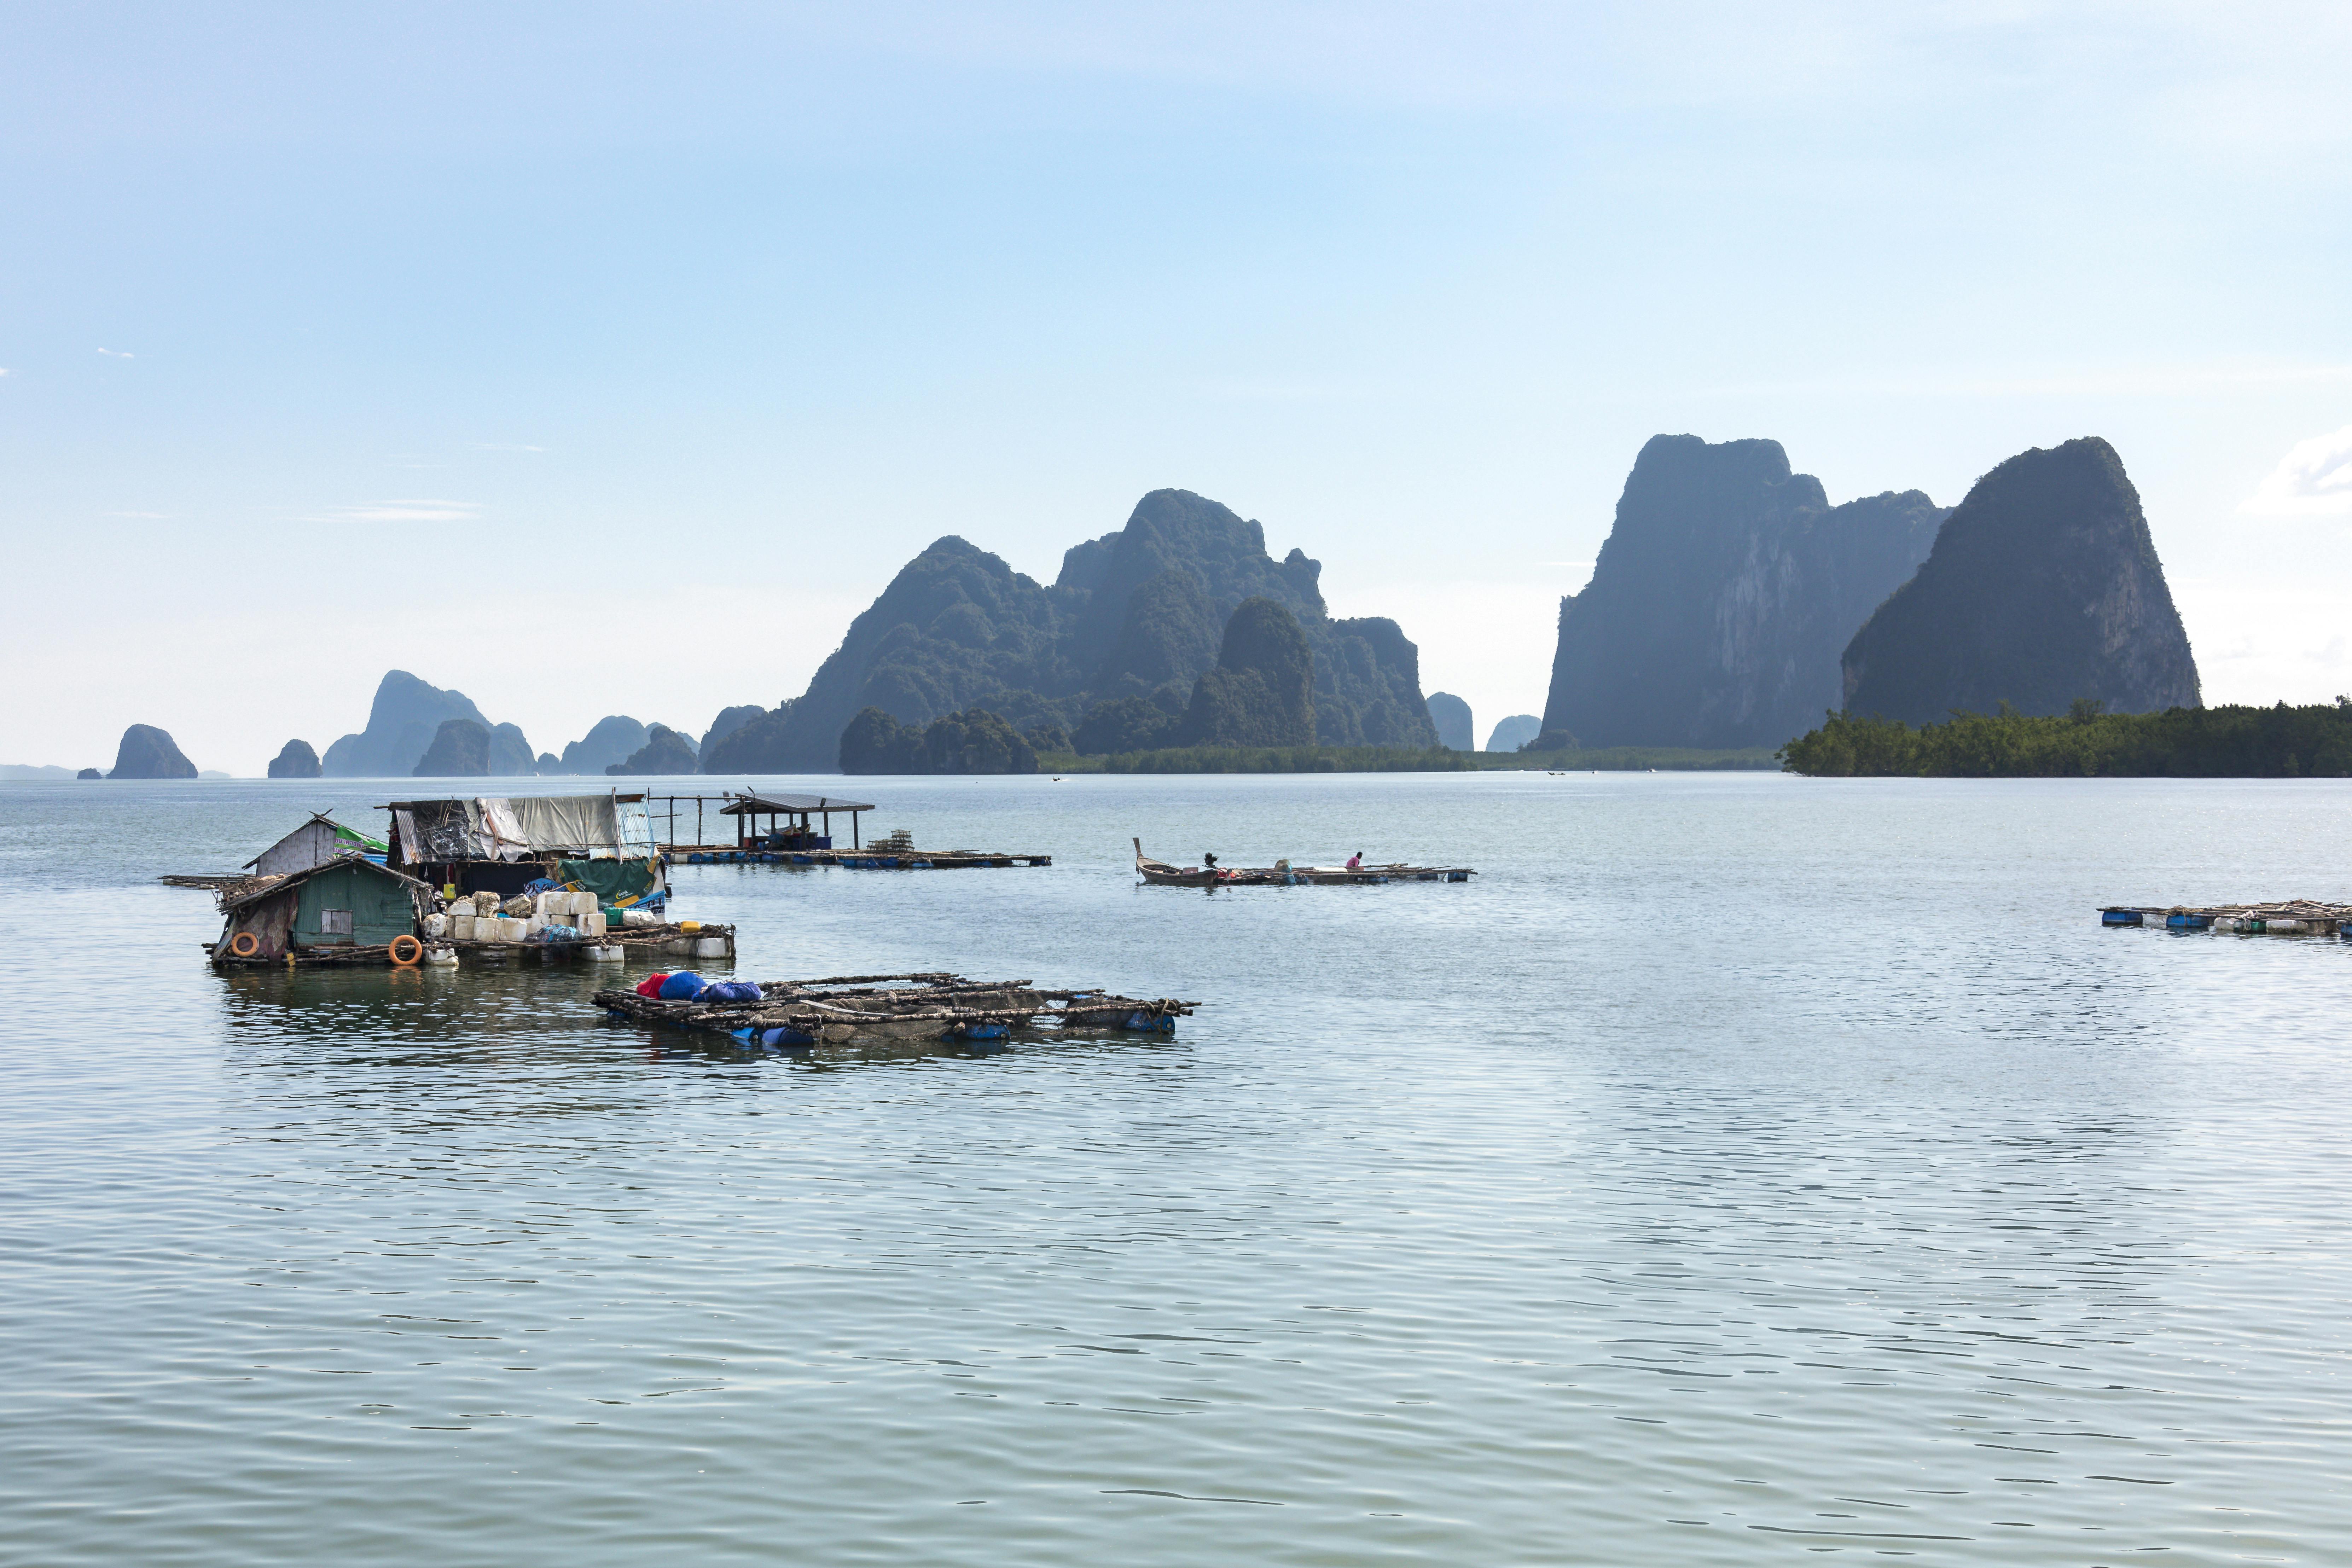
(1346, 850), (1363, 870)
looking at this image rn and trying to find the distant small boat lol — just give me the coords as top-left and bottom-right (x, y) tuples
(1134, 839), (1472, 887)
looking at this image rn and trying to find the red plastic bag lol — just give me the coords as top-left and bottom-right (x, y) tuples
(635, 971), (671, 998)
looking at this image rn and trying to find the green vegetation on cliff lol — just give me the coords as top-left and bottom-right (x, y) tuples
(1173, 597), (1317, 748)
(1043, 745), (1472, 774)
(840, 707), (1040, 775)
(1780, 701), (2352, 777)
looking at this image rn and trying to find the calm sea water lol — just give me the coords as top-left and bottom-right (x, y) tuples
(3, 771), (2348, 1565)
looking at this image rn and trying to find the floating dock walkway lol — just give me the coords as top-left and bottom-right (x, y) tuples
(2101, 899), (2351, 935)
(597, 972), (1194, 1051)
(669, 845), (1050, 869)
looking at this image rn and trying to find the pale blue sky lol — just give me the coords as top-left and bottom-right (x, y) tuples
(6, 2), (2349, 771)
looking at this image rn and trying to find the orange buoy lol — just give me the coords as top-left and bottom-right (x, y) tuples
(230, 931), (260, 958)
(389, 934), (423, 966)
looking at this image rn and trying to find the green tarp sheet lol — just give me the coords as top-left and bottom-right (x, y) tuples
(558, 857), (660, 906)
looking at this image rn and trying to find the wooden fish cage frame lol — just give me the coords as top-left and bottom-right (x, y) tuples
(596, 972), (1196, 1050)
(2100, 899), (2352, 935)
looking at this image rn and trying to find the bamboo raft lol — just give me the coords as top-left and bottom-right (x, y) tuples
(1134, 839), (1473, 888)
(672, 846), (1051, 869)
(596, 972), (1196, 1050)
(2101, 899), (2352, 935)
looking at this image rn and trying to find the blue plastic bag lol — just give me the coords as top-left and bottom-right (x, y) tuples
(657, 971), (707, 1001)
(701, 981), (761, 1004)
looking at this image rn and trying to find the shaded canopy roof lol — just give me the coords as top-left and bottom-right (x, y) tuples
(379, 793), (656, 861)
(719, 794), (875, 816)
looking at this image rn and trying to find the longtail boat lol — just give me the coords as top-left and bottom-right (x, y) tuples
(1133, 839), (1473, 887)
(596, 971), (1196, 1049)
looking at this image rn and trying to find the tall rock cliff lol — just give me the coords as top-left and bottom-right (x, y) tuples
(1841, 438), (2200, 724)
(1539, 436), (1946, 749)
(732, 489), (1439, 770)
(324, 672), (492, 777)
(1425, 693), (1473, 751)
(554, 716), (651, 776)
(267, 739), (322, 778)
(108, 724), (198, 779)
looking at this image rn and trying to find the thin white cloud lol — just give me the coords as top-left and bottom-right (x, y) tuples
(2239, 424), (2352, 518)
(472, 441), (546, 453)
(97, 347), (134, 358)
(305, 498), (483, 523)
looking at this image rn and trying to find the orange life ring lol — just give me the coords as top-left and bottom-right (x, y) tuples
(389, 934), (423, 966)
(230, 931), (260, 958)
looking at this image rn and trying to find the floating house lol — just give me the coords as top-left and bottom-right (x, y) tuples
(214, 855), (435, 960)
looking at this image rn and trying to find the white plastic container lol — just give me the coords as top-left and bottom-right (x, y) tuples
(694, 936), (731, 960)
(423, 947), (459, 967)
(622, 908), (662, 929)
(499, 916), (528, 942)
(423, 912), (447, 938)
(586, 943), (624, 961)
(584, 910), (607, 938)
(450, 912), (476, 941)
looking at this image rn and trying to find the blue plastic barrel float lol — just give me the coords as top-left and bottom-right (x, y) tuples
(2101, 909), (2143, 926)
(2165, 912), (2212, 930)
(730, 1024), (817, 1050)
(1122, 1011), (1176, 1034)
(948, 1021), (1012, 1053)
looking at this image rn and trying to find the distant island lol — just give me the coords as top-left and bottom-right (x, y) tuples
(1781, 701), (2352, 777)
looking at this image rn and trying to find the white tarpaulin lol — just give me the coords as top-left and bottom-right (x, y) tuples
(392, 794), (645, 861)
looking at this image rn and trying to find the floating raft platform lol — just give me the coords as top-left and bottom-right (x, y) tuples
(1135, 839), (1471, 887)
(596, 972), (1195, 1050)
(2100, 900), (2352, 935)
(669, 845), (1051, 869)
(206, 921), (735, 968)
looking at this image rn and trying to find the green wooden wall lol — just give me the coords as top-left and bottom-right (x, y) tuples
(292, 864), (417, 948)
